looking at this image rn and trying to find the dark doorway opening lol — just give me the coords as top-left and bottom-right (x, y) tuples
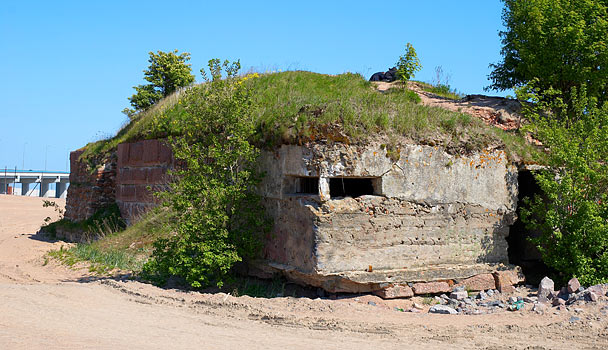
(329, 178), (375, 198)
(507, 170), (551, 285)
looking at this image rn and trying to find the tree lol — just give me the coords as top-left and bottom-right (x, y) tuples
(519, 83), (608, 285)
(124, 50), (195, 117)
(142, 59), (270, 288)
(489, 0), (608, 102)
(395, 43), (422, 81)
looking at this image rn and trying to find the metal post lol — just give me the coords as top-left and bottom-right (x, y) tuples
(3, 166), (6, 195)
(12, 166), (16, 195)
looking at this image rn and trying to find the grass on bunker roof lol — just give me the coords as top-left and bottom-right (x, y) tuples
(80, 71), (540, 164)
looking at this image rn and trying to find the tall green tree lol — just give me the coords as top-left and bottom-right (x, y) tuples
(124, 50), (195, 118)
(519, 83), (608, 285)
(489, 0), (608, 102)
(142, 59), (269, 288)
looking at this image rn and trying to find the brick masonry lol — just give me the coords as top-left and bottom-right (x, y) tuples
(64, 150), (116, 222)
(65, 139), (173, 224)
(115, 139), (173, 222)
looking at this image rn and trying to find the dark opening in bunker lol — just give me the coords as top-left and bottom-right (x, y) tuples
(329, 178), (376, 198)
(296, 177), (319, 195)
(507, 170), (551, 285)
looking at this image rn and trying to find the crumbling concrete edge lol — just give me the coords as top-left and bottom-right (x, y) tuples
(248, 260), (525, 297)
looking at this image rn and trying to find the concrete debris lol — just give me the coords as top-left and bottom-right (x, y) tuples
(450, 290), (468, 300)
(428, 305), (458, 315)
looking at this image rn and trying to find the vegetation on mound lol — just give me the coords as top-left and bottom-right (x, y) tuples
(414, 81), (464, 100)
(47, 209), (171, 274)
(80, 70), (540, 166)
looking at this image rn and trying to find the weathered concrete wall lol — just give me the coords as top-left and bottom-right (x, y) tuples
(64, 150), (116, 222)
(116, 139), (173, 223)
(65, 139), (525, 295)
(257, 143), (521, 292)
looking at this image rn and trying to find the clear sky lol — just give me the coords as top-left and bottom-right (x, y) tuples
(0, 0), (507, 172)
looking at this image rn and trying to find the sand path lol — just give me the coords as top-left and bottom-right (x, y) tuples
(1, 195), (607, 349)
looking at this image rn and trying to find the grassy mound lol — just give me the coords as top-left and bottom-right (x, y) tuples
(80, 71), (540, 165)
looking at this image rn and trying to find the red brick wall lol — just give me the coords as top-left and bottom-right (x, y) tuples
(116, 139), (173, 222)
(64, 150), (117, 222)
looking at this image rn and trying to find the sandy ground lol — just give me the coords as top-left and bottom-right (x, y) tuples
(1, 195), (608, 349)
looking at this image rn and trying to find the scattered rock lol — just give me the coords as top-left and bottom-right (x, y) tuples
(567, 278), (581, 294)
(586, 291), (599, 302)
(533, 303), (546, 313)
(453, 285), (465, 292)
(508, 296), (518, 304)
(413, 302), (424, 310)
(523, 296), (537, 303)
(477, 291), (488, 300)
(429, 305), (458, 315)
(569, 316), (581, 323)
(486, 289), (494, 297)
(552, 298), (566, 307)
(367, 301), (377, 306)
(373, 284), (414, 299)
(587, 284), (607, 296)
(493, 271), (515, 293)
(538, 277), (555, 303)
(450, 290), (468, 300)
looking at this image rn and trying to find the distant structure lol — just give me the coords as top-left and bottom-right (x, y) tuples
(0, 169), (70, 198)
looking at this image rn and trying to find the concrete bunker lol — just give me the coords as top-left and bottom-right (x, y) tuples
(254, 141), (525, 295)
(65, 138), (531, 297)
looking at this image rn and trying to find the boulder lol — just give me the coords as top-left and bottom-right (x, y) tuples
(567, 278), (581, 294)
(538, 276), (555, 303)
(493, 271), (515, 293)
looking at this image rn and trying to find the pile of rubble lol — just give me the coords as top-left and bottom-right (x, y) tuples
(423, 276), (608, 315)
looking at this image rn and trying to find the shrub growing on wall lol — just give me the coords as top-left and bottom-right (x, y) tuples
(142, 59), (270, 288)
(519, 83), (608, 286)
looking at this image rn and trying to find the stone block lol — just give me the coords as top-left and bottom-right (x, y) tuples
(117, 143), (129, 167)
(373, 284), (414, 299)
(118, 185), (136, 202)
(158, 142), (173, 164)
(450, 290), (468, 300)
(538, 276), (555, 303)
(142, 139), (160, 165)
(493, 271), (515, 293)
(147, 167), (166, 184)
(412, 282), (451, 295)
(567, 277), (581, 294)
(455, 273), (496, 291)
(128, 142), (144, 165)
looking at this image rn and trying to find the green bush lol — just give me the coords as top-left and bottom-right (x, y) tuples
(519, 84), (608, 286)
(395, 43), (422, 81)
(142, 59), (271, 288)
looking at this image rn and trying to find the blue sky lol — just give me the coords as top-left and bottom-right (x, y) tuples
(0, 0), (507, 171)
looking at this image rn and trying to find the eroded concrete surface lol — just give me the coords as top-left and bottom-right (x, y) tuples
(258, 143), (522, 293)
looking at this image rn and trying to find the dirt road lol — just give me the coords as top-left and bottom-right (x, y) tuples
(1, 195), (607, 349)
